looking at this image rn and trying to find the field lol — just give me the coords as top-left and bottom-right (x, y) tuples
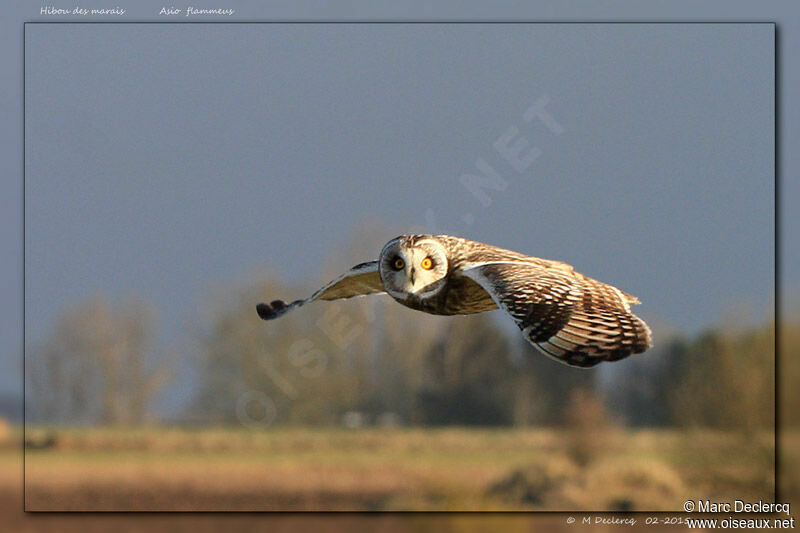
(19, 426), (775, 512)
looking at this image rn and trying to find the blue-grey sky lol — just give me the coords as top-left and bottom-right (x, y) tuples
(25, 22), (773, 341)
(4, 1), (797, 401)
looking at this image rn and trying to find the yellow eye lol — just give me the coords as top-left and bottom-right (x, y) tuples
(421, 257), (434, 270)
(393, 258), (405, 270)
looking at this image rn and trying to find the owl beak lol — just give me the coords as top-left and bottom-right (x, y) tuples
(409, 267), (416, 286)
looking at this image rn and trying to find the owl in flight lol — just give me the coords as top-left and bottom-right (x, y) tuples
(257, 235), (651, 367)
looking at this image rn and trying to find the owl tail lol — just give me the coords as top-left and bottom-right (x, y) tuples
(534, 310), (652, 368)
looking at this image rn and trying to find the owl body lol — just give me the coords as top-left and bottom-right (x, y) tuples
(257, 234), (652, 368)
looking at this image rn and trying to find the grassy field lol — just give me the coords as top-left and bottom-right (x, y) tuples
(20, 426), (774, 511)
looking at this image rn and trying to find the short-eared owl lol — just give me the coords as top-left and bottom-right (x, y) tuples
(257, 235), (652, 367)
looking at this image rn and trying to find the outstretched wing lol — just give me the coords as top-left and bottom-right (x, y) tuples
(460, 261), (651, 367)
(257, 261), (384, 320)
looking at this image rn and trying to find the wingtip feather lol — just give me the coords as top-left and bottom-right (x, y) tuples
(256, 300), (288, 320)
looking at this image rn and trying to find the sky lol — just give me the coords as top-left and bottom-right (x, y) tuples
(2, 2), (796, 404)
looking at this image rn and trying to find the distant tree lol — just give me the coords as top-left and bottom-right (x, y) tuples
(191, 276), (332, 425)
(562, 387), (621, 466)
(27, 294), (170, 425)
(511, 336), (595, 426)
(415, 314), (516, 426)
(189, 274), (426, 426)
(602, 333), (686, 427)
(668, 321), (774, 430)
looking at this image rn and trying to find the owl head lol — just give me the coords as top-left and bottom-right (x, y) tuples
(379, 236), (449, 299)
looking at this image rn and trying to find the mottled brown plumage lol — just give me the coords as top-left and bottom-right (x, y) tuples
(257, 234), (652, 367)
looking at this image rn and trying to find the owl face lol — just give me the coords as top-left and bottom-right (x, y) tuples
(379, 237), (449, 299)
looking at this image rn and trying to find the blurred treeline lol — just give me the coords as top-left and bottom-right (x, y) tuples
(25, 288), (782, 430)
(184, 287), (777, 430)
(25, 235), (781, 431)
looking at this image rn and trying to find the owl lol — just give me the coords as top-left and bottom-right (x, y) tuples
(257, 234), (652, 367)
